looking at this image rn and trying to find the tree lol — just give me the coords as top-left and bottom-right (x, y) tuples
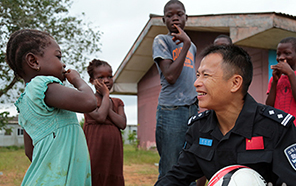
(0, 111), (10, 130)
(0, 0), (101, 129)
(0, 0), (101, 103)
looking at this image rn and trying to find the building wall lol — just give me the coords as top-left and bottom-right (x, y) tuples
(137, 30), (269, 149)
(188, 30), (226, 69)
(242, 47), (269, 104)
(138, 64), (161, 149)
(0, 124), (24, 147)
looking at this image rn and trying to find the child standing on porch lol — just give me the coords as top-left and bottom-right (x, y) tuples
(5, 29), (96, 185)
(83, 59), (126, 186)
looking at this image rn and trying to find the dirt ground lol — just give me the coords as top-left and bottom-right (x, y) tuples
(0, 171), (25, 186)
(124, 164), (159, 186)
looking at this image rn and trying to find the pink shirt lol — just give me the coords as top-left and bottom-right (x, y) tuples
(267, 71), (296, 125)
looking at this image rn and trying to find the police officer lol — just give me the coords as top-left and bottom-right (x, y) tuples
(155, 45), (296, 186)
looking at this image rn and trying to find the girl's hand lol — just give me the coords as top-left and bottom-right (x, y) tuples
(171, 24), (191, 45)
(64, 69), (81, 86)
(94, 79), (109, 96)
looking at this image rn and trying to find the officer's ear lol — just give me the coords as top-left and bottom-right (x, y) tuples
(230, 74), (243, 93)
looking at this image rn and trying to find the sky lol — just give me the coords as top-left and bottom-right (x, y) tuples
(2, 0), (296, 124)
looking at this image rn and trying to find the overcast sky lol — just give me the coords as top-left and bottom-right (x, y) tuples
(2, 0), (296, 124)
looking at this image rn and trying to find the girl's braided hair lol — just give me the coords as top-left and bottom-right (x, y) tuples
(5, 29), (53, 78)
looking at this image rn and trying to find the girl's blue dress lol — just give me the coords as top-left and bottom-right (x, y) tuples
(15, 76), (91, 186)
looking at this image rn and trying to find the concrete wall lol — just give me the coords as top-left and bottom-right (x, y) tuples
(0, 124), (24, 147)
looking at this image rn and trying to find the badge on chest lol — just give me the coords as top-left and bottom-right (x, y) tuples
(199, 137), (213, 147)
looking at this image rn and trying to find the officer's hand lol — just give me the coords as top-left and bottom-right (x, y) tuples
(267, 182), (287, 186)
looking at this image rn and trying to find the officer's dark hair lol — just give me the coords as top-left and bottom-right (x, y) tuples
(279, 37), (296, 52)
(87, 59), (112, 82)
(5, 29), (53, 78)
(164, 0), (186, 14)
(214, 34), (232, 45)
(200, 45), (253, 95)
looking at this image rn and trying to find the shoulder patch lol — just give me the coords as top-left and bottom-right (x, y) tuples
(261, 106), (295, 127)
(188, 110), (211, 126)
(284, 143), (296, 171)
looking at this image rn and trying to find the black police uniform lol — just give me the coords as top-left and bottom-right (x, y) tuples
(155, 94), (296, 186)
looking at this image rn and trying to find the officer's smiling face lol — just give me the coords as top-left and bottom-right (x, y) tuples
(194, 53), (234, 110)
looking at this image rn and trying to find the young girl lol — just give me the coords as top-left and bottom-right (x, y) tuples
(5, 29), (97, 185)
(83, 59), (126, 186)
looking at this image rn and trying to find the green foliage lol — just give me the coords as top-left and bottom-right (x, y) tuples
(79, 118), (85, 128)
(0, 111), (11, 130)
(0, 0), (101, 103)
(127, 130), (140, 150)
(4, 127), (12, 135)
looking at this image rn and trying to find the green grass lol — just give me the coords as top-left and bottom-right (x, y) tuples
(123, 145), (159, 165)
(0, 146), (30, 171)
(0, 146), (31, 185)
(0, 145), (159, 185)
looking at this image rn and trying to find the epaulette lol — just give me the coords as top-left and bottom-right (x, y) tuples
(261, 105), (295, 127)
(188, 110), (211, 126)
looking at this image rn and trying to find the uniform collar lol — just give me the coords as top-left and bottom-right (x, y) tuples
(200, 93), (257, 139)
(231, 93), (257, 139)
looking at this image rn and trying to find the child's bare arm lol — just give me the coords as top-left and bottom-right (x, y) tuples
(23, 130), (33, 162)
(44, 69), (97, 113)
(108, 104), (126, 130)
(158, 25), (191, 84)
